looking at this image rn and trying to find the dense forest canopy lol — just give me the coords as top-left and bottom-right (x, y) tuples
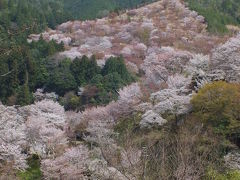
(185, 0), (240, 33)
(0, 0), (70, 32)
(0, 0), (155, 34)
(63, 0), (156, 20)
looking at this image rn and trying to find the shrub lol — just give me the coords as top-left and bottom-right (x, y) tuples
(135, 28), (150, 45)
(191, 81), (240, 137)
(60, 91), (81, 111)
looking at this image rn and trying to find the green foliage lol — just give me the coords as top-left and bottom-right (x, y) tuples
(1, 40), (134, 109)
(59, 56), (135, 110)
(102, 56), (134, 84)
(30, 36), (64, 58)
(60, 91), (81, 111)
(102, 72), (124, 92)
(70, 55), (100, 85)
(0, 0), (68, 105)
(87, 57), (135, 106)
(0, 0), (146, 106)
(46, 59), (77, 96)
(63, 0), (155, 20)
(135, 28), (150, 45)
(206, 168), (240, 180)
(63, 0), (116, 20)
(114, 112), (143, 145)
(0, 38), (64, 105)
(17, 154), (42, 180)
(16, 83), (33, 106)
(0, 0), (70, 32)
(186, 0), (240, 34)
(191, 81), (240, 137)
(114, 112), (228, 179)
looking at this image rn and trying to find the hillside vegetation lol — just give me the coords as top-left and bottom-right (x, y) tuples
(63, 0), (155, 20)
(0, 0), (69, 33)
(0, 0), (148, 106)
(185, 0), (240, 34)
(1, 0), (240, 179)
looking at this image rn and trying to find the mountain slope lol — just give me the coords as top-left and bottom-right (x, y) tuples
(0, 0), (153, 105)
(1, 0), (240, 179)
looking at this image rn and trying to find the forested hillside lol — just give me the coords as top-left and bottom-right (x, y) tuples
(0, 0), (148, 107)
(1, 0), (240, 179)
(185, 0), (240, 33)
(0, 0), (71, 105)
(0, 0), (69, 33)
(63, 0), (155, 19)
(0, 0), (155, 36)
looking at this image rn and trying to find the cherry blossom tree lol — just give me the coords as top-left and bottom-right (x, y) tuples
(0, 104), (28, 171)
(114, 83), (142, 116)
(150, 88), (191, 115)
(211, 34), (240, 82)
(141, 47), (192, 87)
(68, 83), (142, 145)
(167, 74), (191, 90)
(41, 145), (89, 179)
(0, 100), (69, 174)
(24, 100), (68, 157)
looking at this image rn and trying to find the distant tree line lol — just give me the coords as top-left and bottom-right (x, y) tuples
(63, 0), (156, 20)
(186, 0), (240, 34)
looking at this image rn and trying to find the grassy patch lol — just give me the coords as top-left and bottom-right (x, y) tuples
(206, 168), (240, 180)
(17, 155), (42, 180)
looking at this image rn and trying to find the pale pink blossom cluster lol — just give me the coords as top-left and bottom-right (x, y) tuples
(28, 0), (218, 67)
(68, 83), (142, 144)
(41, 145), (89, 179)
(211, 34), (240, 82)
(141, 47), (192, 86)
(0, 105), (28, 170)
(24, 100), (68, 157)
